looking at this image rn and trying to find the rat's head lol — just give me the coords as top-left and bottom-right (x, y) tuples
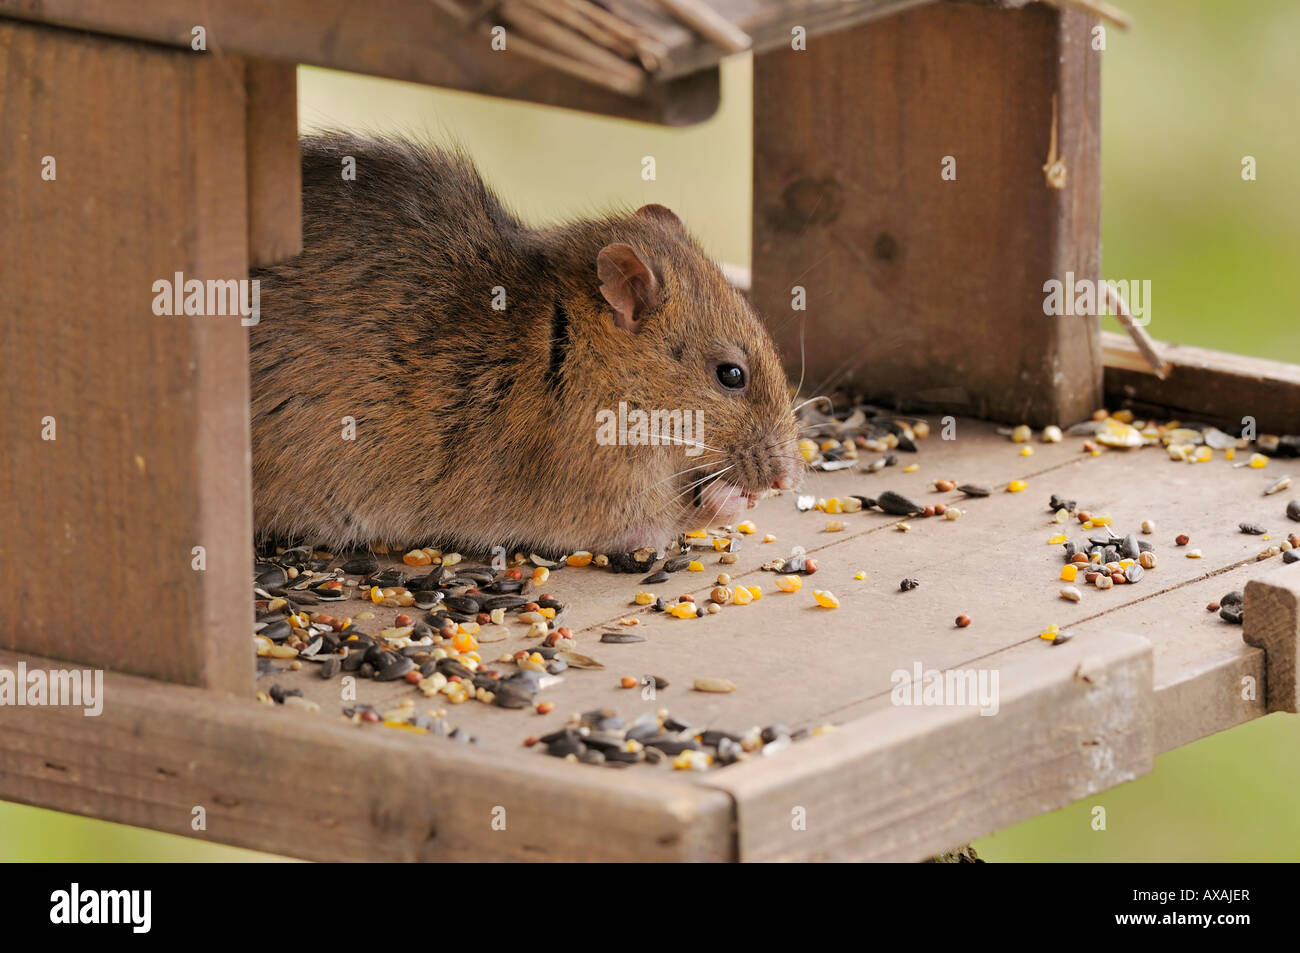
(581, 204), (803, 541)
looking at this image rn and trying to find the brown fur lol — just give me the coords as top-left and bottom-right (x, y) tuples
(250, 134), (800, 555)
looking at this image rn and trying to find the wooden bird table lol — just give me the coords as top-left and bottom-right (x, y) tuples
(1, 0), (1298, 861)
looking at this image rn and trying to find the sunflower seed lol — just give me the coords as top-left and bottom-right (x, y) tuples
(1263, 475), (1291, 496)
(641, 570), (670, 584)
(877, 490), (922, 515)
(601, 632), (647, 644)
(958, 484), (991, 498)
(1240, 523), (1267, 535)
(1288, 500), (1300, 522)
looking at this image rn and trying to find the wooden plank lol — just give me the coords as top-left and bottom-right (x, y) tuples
(245, 59), (302, 268)
(1104, 330), (1300, 434)
(0, 0), (721, 125)
(0, 649), (734, 862)
(751, 2), (1102, 427)
(702, 630), (1154, 862)
(0, 20), (252, 692)
(1244, 564), (1300, 713)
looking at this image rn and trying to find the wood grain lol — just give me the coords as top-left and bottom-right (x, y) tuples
(0, 649), (734, 862)
(702, 630), (1154, 861)
(751, 1), (1103, 427)
(1244, 564), (1300, 713)
(1104, 330), (1300, 434)
(245, 59), (303, 268)
(0, 0), (721, 125)
(0, 21), (252, 692)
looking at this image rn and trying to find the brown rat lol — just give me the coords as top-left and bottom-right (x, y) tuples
(250, 133), (802, 555)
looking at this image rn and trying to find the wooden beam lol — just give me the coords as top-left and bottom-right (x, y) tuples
(702, 631), (1154, 862)
(1244, 564), (1300, 714)
(0, 20), (253, 692)
(245, 59), (303, 268)
(0, 649), (735, 862)
(0, 0), (721, 125)
(1103, 331), (1300, 434)
(751, 1), (1103, 427)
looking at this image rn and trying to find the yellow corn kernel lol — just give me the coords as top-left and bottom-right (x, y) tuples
(1060, 564), (1078, 582)
(687, 560), (703, 571)
(669, 603), (697, 619)
(798, 438), (818, 462)
(1091, 514), (1112, 526)
(746, 586), (762, 600)
(531, 567), (549, 585)
(538, 607), (555, 619)
(824, 497), (842, 514)
(903, 463), (919, 473)
(566, 551), (593, 567)
(825, 520), (845, 532)
(762, 533), (777, 543)
(854, 571), (866, 580)
(813, 590), (840, 608)
(686, 529), (707, 538)
(1008, 480), (1027, 493)
(737, 520), (757, 534)
(1048, 534), (1066, 545)
(712, 538), (731, 551)
(1225, 448), (1236, 461)
(1039, 624), (1060, 641)
(634, 592), (654, 606)
(403, 549), (432, 566)
(452, 631), (478, 653)
(369, 586), (384, 604)
(775, 575), (802, 593)
(1194, 446), (1213, 463)
(732, 586), (754, 606)
(1249, 453), (1269, 469)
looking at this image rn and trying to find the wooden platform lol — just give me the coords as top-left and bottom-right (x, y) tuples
(7, 420), (1295, 861)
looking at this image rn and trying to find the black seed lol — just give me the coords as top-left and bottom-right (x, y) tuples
(653, 675), (669, 690)
(604, 747), (644, 763)
(1220, 605), (1245, 625)
(341, 651), (368, 672)
(1049, 495), (1077, 513)
(340, 553), (379, 574)
(663, 555), (694, 572)
(492, 683), (535, 709)
(546, 730), (585, 757)
(1221, 590), (1244, 606)
(1063, 541), (1078, 560)
(700, 729), (741, 747)
(436, 658), (474, 680)
(877, 490), (922, 515)
(643, 735), (700, 755)
(1103, 546), (1120, 564)
(601, 632), (647, 643)
(482, 594), (528, 610)
(761, 724), (790, 743)
(1138, 540), (1155, 553)
(419, 660), (439, 677)
(899, 578), (920, 592)
(1283, 549), (1299, 564)
(1121, 534), (1140, 559)
(255, 565), (288, 588)
(958, 484), (991, 498)
(853, 495), (877, 510)
(579, 749), (606, 765)
(641, 570), (670, 584)
(1239, 522), (1267, 535)
(643, 746), (663, 764)
(546, 658), (568, 675)
(319, 657), (340, 679)
(376, 655), (415, 681)
(1050, 632), (1073, 646)
(444, 596), (480, 614)
(1287, 500), (1300, 522)
(259, 620), (291, 642)
(358, 662), (375, 679)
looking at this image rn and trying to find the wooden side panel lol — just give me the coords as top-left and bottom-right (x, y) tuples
(1244, 564), (1300, 714)
(705, 631), (1154, 862)
(1104, 331), (1300, 434)
(0, 649), (734, 862)
(245, 59), (302, 268)
(0, 21), (252, 692)
(0, 0), (721, 126)
(752, 2), (1102, 427)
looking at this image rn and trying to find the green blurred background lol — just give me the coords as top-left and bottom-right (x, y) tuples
(4, 0), (1297, 861)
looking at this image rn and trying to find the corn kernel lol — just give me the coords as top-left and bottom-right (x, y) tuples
(1020, 447), (1034, 457)
(762, 533), (777, 543)
(669, 603), (697, 619)
(813, 590), (840, 608)
(737, 520), (757, 534)
(452, 632), (478, 653)
(403, 549), (432, 566)
(685, 529), (707, 538)
(1249, 453), (1269, 469)
(732, 586), (754, 606)
(1225, 448), (1236, 461)
(566, 551), (593, 567)
(775, 575), (802, 592)
(854, 571), (866, 580)
(713, 537), (731, 551)
(825, 497), (842, 514)
(1008, 480), (1027, 493)
(825, 520), (845, 532)
(1049, 534), (1066, 545)
(903, 463), (919, 473)
(798, 438), (818, 462)
(1038, 624), (1060, 641)
(634, 592), (654, 606)
(1060, 564), (1078, 582)
(687, 560), (703, 571)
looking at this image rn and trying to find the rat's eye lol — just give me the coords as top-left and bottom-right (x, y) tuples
(716, 363), (746, 390)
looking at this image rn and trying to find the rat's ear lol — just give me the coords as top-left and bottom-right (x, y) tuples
(635, 204), (684, 233)
(597, 242), (660, 332)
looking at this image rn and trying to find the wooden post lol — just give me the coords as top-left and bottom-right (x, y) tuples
(1244, 565), (1300, 714)
(245, 60), (303, 268)
(0, 21), (255, 692)
(752, 2), (1103, 426)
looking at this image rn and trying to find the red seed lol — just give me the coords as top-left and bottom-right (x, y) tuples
(1207, 602), (1220, 612)
(523, 735), (539, 747)
(404, 670), (421, 684)
(923, 505), (936, 518)
(557, 627), (573, 639)
(1176, 534), (1190, 546)
(524, 602), (540, 612)
(507, 568), (523, 580)
(955, 614), (971, 628)
(1077, 511), (1092, 524)
(536, 701), (554, 715)
(395, 613), (413, 627)
(934, 503), (947, 516)
(361, 710), (379, 724)
(804, 558), (818, 574)
(476, 612), (491, 624)
(1110, 571), (1126, 584)
(678, 594), (695, 603)
(620, 675), (637, 689)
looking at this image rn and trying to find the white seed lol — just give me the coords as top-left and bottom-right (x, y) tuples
(895, 522), (911, 532)
(1186, 549), (1203, 559)
(1141, 519), (1155, 534)
(1011, 424), (1032, 443)
(1059, 586), (1082, 602)
(1043, 425), (1063, 443)
(693, 677), (736, 693)
(945, 507), (963, 520)
(1139, 551), (1158, 569)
